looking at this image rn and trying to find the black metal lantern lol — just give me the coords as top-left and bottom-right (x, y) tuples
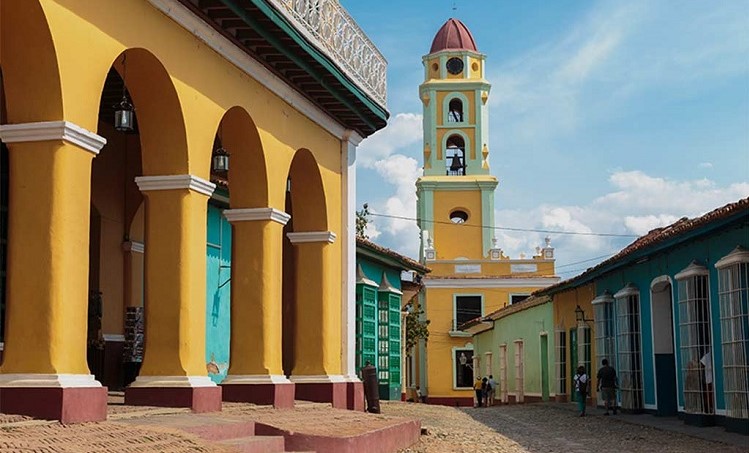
(114, 96), (134, 132)
(212, 145), (230, 172)
(575, 305), (593, 323)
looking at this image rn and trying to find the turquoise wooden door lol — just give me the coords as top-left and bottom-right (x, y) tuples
(206, 203), (232, 383)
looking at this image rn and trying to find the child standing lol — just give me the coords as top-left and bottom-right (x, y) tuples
(573, 365), (589, 416)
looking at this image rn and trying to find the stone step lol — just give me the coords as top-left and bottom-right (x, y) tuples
(217, 435), (286, 453)
(119, 414), (255, 441)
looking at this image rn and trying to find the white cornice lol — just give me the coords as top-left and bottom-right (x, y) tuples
(424, 277), (560, 288)
(128, 375), (217, 388)
(122, 240), (145, 254)
(135, 174), (216, 197)
(224, 207), (290, 225)
(591, 292), (614, 305)
(614, 283), (640, 299)
(0, 374), (102, 388)
(0, 121), (106, 155)
(287, 231), (337, 244)
(342, 129), (364, 146)
(146, 0), (347, 139)
(675, 261), (709, 281)
(715, 246), (749, 269)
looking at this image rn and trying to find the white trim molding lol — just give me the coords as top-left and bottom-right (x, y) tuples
(147, 0), (347, 140)
(289, 374), (346, 383)
(135, 174), (216, 197)
(128, 375), (217, 388)
(0, 121), (106, 155)
(223, 207), (290, 225)
(221, 374), (292, 385)
(715, 246), (749, 269)
(122, 240), (145, 254)
(0, 374), (102, 388)
(287, 231), (337, 244)
(424, 277), (560, 289)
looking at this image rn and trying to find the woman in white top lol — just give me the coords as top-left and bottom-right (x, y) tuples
(574, 365), (589, 416)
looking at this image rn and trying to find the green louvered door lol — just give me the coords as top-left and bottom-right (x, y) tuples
(388, 293), (402, 400)
(356, 284), (377, 373)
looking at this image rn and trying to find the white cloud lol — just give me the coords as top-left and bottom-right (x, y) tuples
(358, 113), (422, 168)
(699, 162), (713, 169)
(494, 170), (749, 276)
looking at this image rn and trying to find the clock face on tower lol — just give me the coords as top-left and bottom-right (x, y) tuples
(446, 57), (464, 75)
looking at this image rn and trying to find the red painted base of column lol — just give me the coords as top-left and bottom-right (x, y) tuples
(221, 382), (295, 409)
(125, 386), (222, 412)
(0, 386), (107, 423)
(295, 382), (348, 409)
(346, 381), (365, 411)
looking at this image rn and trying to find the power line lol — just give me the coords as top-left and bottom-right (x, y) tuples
(368, 212), (639, 238)
(555, 252), (617, 269)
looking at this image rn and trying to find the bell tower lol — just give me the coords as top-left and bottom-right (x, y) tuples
(417, 18), (498, 260)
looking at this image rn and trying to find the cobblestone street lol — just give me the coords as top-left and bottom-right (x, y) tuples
(382, 402), (746, 453)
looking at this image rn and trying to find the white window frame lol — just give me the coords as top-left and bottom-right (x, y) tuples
(452, 293), (484, 331)
(614, 283), (644, 411)
(593, 291), (615, 404)
(452, 343), (475, 390)
(716, 247), (749, 420)
(442, 92), (470, 125)
(555, 327), (567, 395)
(675, 261), (715, 415)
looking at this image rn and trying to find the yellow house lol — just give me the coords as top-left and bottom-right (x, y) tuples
(0, 0), (386, 422)
(415, 18), (559, 406)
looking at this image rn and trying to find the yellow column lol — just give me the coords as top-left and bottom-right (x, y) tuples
(0, 122), (104, 378)
(130, 175), (215, 383)
(287, 231), (342, 379)
(0, 121), (108, 423)
(223, 208), (288, 379)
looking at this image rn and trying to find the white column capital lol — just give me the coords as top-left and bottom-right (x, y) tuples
(122, 240), (145, 254)
(223, 207), (290, 225)
(289, 374), (346, 384)
(287, 231), (337, 244)
(342, 129), (364, 147)
(135, 174), (216, 197)
(222, 374), (291, 385)
(0, 120), (106, 155)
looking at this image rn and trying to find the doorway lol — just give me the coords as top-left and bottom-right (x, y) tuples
(540, 333), (549, 401)
(652, 277), (678, 416)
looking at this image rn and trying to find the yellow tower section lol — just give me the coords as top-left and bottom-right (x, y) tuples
(415, 19), (559, 406)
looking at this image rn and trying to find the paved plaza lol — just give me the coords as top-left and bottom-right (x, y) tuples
(383, 402), (746, 453)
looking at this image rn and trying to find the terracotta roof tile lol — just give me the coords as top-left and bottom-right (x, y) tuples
(356, 237), (431, 274)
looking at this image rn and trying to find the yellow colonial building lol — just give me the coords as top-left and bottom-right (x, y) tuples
(0, 0), (386, 422)
(415, 18), (559, 406)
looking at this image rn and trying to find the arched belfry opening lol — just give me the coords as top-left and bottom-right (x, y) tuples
(445, 134), (466, 176)
(448, 98), (464, 122)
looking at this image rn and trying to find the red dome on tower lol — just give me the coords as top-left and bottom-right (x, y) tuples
(429, 18), (478, 54)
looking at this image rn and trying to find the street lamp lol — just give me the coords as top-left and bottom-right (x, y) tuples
(575, 305), (593, 323)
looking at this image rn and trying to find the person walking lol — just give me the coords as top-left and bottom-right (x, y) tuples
(596, 358), (618, 415)
(573, 365), (589, 416)
(487, 375), (497, 406)
(474, 376), (484, 407)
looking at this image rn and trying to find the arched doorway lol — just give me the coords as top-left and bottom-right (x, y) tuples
(651, 276), (678, 415)
(90, 64), (145, 390)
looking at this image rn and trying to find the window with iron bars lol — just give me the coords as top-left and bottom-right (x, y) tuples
(716, 248), (749, 421)
(615, 284), (644, 411)
(676, 262), (714, 415)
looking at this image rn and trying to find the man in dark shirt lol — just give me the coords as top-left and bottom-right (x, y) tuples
(597, 359), (618, 415)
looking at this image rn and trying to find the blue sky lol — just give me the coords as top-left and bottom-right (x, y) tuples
(345, 0), (749, 278)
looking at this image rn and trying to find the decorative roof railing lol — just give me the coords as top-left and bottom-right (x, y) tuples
(268, 0), (387, 108)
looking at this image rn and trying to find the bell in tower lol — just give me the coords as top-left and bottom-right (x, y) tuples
(445, 135), (465, 176)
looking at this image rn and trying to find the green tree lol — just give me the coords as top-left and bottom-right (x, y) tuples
(404, 300), (430, 357)
(356, 203), (370, 239)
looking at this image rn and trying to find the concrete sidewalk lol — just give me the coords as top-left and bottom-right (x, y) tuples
(546, 402), (747, 449)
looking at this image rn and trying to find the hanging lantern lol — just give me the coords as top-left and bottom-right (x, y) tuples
(114, 95), (134, 132)
(212, 146), (230, 172)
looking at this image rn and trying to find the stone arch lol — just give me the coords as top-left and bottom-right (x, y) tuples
(286, 148), (328, 232)
(0, 1), (63, 123)
(101, 49), (189, 176)
(216, 106), (268, 208)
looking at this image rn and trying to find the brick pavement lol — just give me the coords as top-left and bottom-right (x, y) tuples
(382, 401), (746, 453)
